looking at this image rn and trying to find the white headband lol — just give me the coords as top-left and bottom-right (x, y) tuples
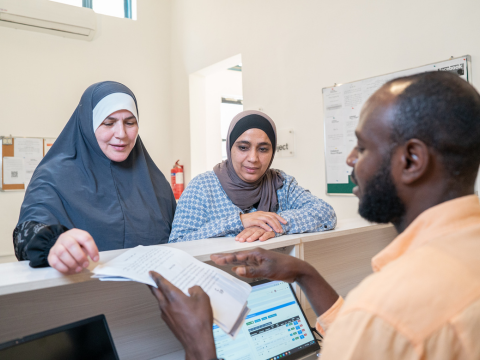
(92, 93), (139, 132)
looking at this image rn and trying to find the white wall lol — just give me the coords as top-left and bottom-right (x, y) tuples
(0, 0), (172, 256)
(170, 0), (480, 223)
(189, 61), (243, 178)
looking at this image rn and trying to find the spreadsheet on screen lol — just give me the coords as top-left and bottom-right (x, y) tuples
(213, 280), (317, 360)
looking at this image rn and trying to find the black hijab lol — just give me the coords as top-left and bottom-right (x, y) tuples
(17, 81), (176, 249)
(213, 110), (284, 212)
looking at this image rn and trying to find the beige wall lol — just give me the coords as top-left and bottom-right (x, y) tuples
(170, 0), (480, 223)
(0, 0), (172, 256)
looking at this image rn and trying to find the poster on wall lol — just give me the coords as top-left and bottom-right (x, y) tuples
(322, 55), (471, 195)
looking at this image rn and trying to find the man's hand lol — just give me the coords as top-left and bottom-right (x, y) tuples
(240, 211), (287, 233)
(149, 271), (217, 360)
(235, 226), (275, 242)
(47, 229), (99, 274)
(211, 247), (304, 282)
(211, 248), (340, 316)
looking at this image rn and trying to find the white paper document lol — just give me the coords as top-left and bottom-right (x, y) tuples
(44, 138), (56, 155)
(92, 245), (252, 338)
(14, 138), (43, 159)
(3, 157), (25, 184)
(24, 157), (42, 188)
(13, 138), (44, 188)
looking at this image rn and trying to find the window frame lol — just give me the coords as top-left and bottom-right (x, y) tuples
(55, 0), (133, 19)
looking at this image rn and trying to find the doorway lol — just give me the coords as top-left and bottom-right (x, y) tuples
(189, 54), (243, 179)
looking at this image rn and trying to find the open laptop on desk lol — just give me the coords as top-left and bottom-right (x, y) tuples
(213, 279), (320, 360)
(0, 314), (119, 360)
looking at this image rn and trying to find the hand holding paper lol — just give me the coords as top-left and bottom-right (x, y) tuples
(149, 271), (217, 360)
(92, 245), (251, 337)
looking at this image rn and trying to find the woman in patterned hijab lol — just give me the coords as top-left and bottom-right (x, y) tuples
(169, 110), (337, 243)
(214, 110), (284, 213)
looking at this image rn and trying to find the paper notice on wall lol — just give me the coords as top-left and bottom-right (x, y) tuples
(44, 138), (56, 155)
(326, 146), (349, 184)
(323, 87), (343, 118)
(14, 138), (44, 159)
(3, 157), (26, 185)
(14, 138), (43, 188)
(24, 157), (42, 188)
(325, 116), (344, 148)
(362, 76), (388, 102)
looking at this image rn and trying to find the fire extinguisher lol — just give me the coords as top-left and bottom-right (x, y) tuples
(171, 160), (184, 200)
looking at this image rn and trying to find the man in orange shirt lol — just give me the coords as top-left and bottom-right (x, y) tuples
(149, 71), (480, 359)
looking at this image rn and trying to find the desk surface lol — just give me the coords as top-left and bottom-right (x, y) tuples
(0, 217), (391, 297)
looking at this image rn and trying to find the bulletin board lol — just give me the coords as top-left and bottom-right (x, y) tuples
(1, 136), (56, 191)
(323, 55), (472, 195)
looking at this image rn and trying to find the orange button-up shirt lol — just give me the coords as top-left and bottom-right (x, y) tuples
(317, 195), (480, 360)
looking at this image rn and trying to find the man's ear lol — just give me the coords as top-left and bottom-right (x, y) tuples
(399, 139), (430, 185)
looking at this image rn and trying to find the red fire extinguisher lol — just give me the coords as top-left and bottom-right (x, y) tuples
(171, 160), (184, 200)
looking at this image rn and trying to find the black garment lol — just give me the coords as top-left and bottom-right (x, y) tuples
(13, 221), (68, 267)
(16, 82), (176, 267)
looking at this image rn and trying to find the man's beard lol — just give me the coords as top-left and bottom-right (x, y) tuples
(353, 157), (406, 224)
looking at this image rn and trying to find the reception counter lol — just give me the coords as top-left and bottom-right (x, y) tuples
(0, 218), (397, 359)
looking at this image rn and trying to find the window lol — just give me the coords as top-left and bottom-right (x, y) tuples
(50, 0), (82, 7)
(50, 0), (137, 20)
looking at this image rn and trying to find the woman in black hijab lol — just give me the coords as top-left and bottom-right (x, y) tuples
(169, 110), (336, 243)
(13, 81), (176, 273)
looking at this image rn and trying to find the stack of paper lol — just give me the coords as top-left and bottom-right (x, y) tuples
(92, 245), (251, 338)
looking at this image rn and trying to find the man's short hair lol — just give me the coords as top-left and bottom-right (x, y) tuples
(388, 71), (480, 180)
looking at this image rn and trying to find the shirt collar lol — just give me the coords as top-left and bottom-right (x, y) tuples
(371, 195), (480, 272)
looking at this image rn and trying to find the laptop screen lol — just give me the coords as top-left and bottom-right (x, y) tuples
(213, 280), (320, 360)
(0, 315), (119, 360)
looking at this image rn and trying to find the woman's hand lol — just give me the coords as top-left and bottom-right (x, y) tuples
(149, 271), (217, 360)
(240, 211), (287, 233)
(235, 226), (275, 242)
(47, 229), (99, 274)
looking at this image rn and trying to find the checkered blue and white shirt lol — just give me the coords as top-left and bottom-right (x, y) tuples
(168, 170), (337, 243)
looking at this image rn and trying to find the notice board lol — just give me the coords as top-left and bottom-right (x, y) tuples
(1, 137), (56, 191)
(323, 55), (472, 195)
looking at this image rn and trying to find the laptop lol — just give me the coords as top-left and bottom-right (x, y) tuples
(213, 279), (321, 360)
(0, 314), (119, 360)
